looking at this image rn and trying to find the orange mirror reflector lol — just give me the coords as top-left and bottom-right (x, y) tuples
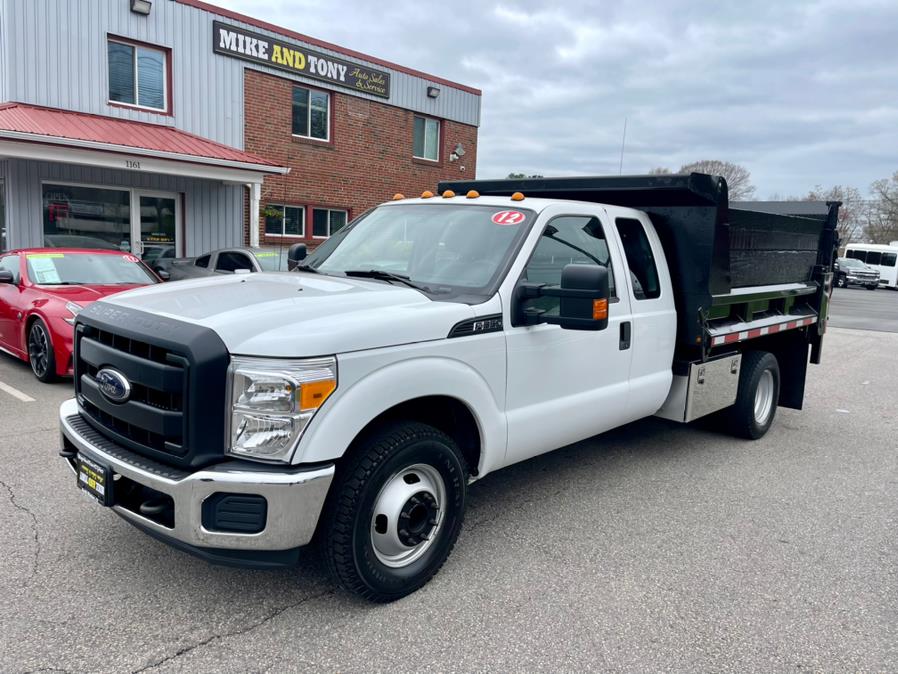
(466, 190), (480, 198)
(442, 190), (456, 198)
(421, 190), (434, 199)
(511, 192), (525, 201)
(593, 298), (609, 321)
(392, 193), (405, 200)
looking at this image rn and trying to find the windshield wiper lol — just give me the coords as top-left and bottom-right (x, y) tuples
(295, 263), (321, 274)
(343, 269), (431, 292)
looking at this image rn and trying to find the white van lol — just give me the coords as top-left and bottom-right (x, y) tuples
(844, 243), (898, 289)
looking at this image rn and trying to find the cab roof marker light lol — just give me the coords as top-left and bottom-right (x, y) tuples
(466, 190), (480, 199)
(511, 192), (525, 201)
(421, 190), (434, 199)
(442, 190), (456, 198)
(392, 193), (405, 200)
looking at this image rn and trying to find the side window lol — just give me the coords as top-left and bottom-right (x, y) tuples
(882, 252), (897, 268)
(0, 255), (20, 283)
(615, 218), (661, 300)
(215, 252), (253, 273)
(866, 251), (882, 266)
(847, 249), (866, 262)
(523, 215), (616, 314)
(195, 254), (211, 268)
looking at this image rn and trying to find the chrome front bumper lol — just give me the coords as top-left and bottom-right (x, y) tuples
(59, 398), (334, 555)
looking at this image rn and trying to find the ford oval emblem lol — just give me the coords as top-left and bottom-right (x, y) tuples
(96, 368), (131, 403)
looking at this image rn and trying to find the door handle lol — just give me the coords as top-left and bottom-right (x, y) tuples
(620, 321), (631, 350)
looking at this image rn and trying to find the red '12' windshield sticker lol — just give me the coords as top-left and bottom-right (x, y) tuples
(491, 210), (526, 225)
(123, 255), (139, 263)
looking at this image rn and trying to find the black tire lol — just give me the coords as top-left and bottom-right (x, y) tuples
(321, 421), (468, 602)
(866, 284), (877, 290)
(835, 275), (846, 288)
(27, 319), (57, 382)
(727, 351), (780, 440)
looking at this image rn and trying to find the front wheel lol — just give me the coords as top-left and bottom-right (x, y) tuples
(727, 351), (780, 440)
(321, 422), (468, 602)
(866, 284), (877, 290)
(27, 319), (57, 382)
(835, 275), (847, 288)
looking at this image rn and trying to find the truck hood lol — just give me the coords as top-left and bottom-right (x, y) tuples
(98, 272), (476, 356)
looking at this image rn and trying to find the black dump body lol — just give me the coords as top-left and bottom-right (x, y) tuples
(439, 173), (839, 350)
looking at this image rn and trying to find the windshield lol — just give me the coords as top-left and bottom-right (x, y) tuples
(304, 204), (534, 298)
(26, 252), (158, 285)
(254, 249), (290, 272)
(838, 257), (865, 268)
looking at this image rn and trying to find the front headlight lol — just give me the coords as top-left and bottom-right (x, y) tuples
(64, 302), (83, 325)
(228, 356), (337, 462)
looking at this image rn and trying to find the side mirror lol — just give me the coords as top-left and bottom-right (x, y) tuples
(287, 243), (307, 271)
(556, 264), (610, 330)
(155, 268), (171, 282)
(516, 264), (609, 331)
(0, 270), (14, 284)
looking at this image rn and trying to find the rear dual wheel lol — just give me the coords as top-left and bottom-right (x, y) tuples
(321, 422), (468, 602)
(728, 351), (780, 440)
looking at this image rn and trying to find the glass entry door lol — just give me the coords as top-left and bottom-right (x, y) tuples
(133, 191), (180, 267)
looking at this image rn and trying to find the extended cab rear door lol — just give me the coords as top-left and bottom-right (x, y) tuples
(609, 208), (677, 419)
(499, 204), (636, 468)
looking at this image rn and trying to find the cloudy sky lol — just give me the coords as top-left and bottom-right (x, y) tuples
(216, 0), (897, 198)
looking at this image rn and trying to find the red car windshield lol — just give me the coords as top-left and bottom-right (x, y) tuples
(25, 252), (157, 286)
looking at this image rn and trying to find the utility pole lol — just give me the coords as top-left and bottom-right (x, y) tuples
(618, 117), (628, 175)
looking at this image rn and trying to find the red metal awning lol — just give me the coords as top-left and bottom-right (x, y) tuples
(0, 102), (286, 174)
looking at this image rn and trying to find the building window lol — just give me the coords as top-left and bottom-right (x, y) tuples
(108, 38), (168, 111)
(312, 208), (348, 238)
(292, 87), (329, 141)
(413, 116), (440, 161)
(265, 205), (305, 237)
(43, 184), (131, 250)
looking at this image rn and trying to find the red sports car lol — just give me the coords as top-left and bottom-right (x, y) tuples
(0, 248), (161, 381)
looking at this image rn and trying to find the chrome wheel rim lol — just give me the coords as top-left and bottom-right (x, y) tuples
(754, 370), (775, 426)
(370, 463), (446, 568)
(28, 324), (49, 378)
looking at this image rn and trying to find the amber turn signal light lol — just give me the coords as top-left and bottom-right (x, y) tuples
(593, 299), (608, 321)
(299, 379), (337, 410)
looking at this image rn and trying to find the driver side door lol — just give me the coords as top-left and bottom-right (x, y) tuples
(0, 254), (25, 356)
(500, 207), (635, 468)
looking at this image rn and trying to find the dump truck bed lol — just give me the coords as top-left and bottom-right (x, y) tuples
(439, 173), (839, 358)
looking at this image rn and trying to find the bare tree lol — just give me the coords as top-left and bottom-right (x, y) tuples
(679, 160), (756, 200)
(804, 184), (864, 245)
(506, 172), (544, 179)
(647, 167), (672, 175)
(866, 172), (898, 243)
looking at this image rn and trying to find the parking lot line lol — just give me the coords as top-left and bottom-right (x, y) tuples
(0, 381), (36, 403)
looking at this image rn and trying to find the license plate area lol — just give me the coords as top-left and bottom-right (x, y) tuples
(77, 453), (113, 506)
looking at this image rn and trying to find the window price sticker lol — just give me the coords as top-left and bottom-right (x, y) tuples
(27, 256), (62, 284)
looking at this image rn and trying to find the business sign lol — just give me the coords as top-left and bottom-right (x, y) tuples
(213, 21), (391, 99)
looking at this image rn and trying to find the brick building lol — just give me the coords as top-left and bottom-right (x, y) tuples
(245, 69), (479, 248)
(0, 0), (481, 259)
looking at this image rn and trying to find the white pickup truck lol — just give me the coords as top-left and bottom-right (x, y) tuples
(60, 174), (839, 601)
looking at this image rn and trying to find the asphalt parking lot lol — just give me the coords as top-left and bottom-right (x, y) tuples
(829, 285), (898, 332)
(1, 323), (896, 672)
